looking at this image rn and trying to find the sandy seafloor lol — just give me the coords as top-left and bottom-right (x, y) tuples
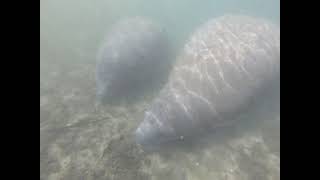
(40, 58), (280, 180)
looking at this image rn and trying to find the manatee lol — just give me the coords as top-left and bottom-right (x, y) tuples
(134, 15), (280, 149)
(96, 17), (172, 105)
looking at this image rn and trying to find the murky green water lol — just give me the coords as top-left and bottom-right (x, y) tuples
(40, 0), (280, 179)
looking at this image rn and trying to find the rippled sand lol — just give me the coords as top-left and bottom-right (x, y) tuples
(40, 61), (279, 180)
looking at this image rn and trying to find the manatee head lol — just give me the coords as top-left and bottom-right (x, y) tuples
(134, 110), (179, 151)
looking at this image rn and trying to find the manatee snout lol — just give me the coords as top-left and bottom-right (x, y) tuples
(134, 116), (161, 147)
(134, 113), (172, 150)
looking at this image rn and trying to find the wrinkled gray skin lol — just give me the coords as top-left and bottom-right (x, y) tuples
(96, 17), (172, 105)
(135, 15), (280, 150)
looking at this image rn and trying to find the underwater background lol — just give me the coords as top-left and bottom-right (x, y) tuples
(40, 0), (280, 179)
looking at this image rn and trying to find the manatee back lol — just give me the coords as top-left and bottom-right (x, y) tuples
(171, 14), (280, 122)
(96, 17), (173, 105)
(135, 15), (280, 149)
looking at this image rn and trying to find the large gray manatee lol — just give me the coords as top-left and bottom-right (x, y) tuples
(96, 17), (172, 105)
(135, 15), (280, 149)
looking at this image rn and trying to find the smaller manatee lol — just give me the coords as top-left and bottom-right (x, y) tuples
(96, 17), (172, 105)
